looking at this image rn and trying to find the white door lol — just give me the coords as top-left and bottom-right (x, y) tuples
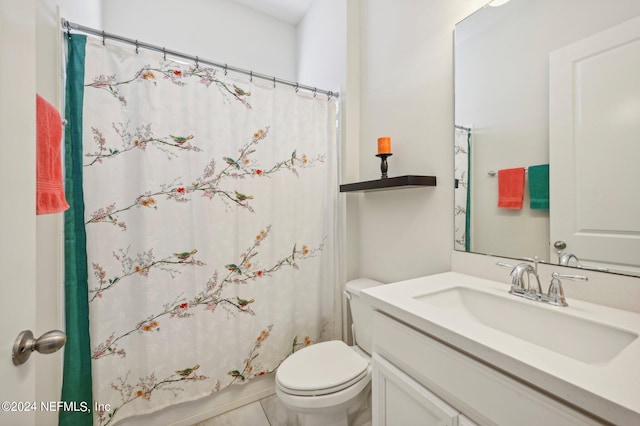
(372, 354), (460, 426)
(1, 2), (63, 425)
(549, 15), (640, 274)
(0, 0), (38, 424)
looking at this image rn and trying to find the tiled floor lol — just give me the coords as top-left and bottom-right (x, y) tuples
(193, 394), (299, 426)
(194, 393), (372, 426)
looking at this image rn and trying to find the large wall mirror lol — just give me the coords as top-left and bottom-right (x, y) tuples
(454, 0), (640, 277)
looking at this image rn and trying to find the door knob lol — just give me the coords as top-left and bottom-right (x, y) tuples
(12, 330), (66, 366)
(553, 241), (567, 250)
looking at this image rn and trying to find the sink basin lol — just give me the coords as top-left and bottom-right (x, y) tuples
(414, 287), (638, 364)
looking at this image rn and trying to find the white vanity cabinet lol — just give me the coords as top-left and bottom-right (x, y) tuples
(371, 311), (600, 426)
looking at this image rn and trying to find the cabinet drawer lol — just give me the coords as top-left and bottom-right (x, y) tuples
(372, 311), (600, 426)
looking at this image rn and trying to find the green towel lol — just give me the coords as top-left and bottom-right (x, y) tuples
(528, 164), (549, 210)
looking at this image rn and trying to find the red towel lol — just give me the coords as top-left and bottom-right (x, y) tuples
(36, 94), (70, 215)
(497, 167), (525, 209)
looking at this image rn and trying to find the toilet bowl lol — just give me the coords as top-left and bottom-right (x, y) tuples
(275, 278), (383, 426)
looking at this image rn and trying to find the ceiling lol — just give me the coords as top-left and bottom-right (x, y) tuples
(228, 0), (317, 25)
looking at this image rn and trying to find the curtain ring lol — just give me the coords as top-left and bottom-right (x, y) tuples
(135, 40), (139, 54)
(163, 47), (166, 61)
(195, 56), (199, 68)
(224, 64), (228, 75)
(66, 21), (72, 40)
(250, 71), (253, 82)
(273, 76), (276, 88)
(313, 87), (317, 98)
(295, 83), (299, 93)
(327, 91), (333, 100)
(102, 30), (106, 45)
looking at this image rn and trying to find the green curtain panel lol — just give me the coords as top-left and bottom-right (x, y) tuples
(60, 34), (93, 426)
(465, 130), (471, 252)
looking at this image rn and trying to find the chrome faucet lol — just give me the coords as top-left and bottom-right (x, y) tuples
(496, 260), (542, 301)
(496, 259), (587, 307)
(510, 263), (542, 295)
(558, 252), (609, 272)
(558, 252), (579, 266)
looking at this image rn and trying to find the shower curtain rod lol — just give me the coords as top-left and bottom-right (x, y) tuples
(455, 124), (472, 132)
(62, 19), (339, 99)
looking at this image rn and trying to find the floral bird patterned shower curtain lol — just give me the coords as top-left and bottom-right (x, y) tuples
(454, 127), (471, 252)
(62, 35), (338, 425)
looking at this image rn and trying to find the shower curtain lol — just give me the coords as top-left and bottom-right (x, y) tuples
(454, 127), (471, 251)
(62, 35), (338, 426)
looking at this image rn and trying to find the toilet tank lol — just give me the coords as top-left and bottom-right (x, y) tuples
(345, 278), (384, 355)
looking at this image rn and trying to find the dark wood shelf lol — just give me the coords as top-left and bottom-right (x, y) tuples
(339, 175), (437, 193)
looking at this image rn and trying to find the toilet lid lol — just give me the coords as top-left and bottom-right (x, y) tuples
(276, 340), (369, 395)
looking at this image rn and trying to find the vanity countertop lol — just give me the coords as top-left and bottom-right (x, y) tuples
(361, 271), (640, 426)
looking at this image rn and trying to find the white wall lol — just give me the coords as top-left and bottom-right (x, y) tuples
(343, 0), (361, 283)
(58, 0), (101, 27)
(351, 0), (486, 283)
(297, 0), (346, 91)
(295, 0), (356, 342)
(101, 0), (298, 81)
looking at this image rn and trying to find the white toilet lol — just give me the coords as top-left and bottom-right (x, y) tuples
(275, 278), (383, 426)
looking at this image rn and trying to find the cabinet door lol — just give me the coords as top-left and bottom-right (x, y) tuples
(372, 354), (459, 426)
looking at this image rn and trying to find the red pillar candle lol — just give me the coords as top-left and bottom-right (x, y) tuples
(377, 137), (392, 154)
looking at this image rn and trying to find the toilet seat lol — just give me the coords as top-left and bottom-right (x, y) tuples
(276, 340), (369, 396)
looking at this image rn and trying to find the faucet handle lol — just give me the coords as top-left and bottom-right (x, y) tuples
(576, 264), (610, 273)
(555, 273), (588, 282)
(496, 261), (514, 269)
(547, 272), (588, 307)
(521, 256), (546, 273)
(521, 255), (546, 264)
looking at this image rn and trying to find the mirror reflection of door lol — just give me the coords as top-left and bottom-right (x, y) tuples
(454, 0), (640, 277)
(549, 15), (640, 275)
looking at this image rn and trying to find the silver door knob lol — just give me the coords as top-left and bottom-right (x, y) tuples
(12, 330), (66, 366)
